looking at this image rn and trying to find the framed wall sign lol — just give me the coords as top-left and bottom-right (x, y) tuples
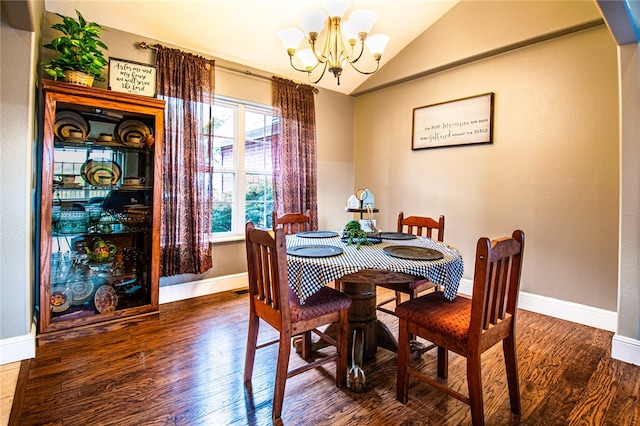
(412, 92), (494, 150)
(108, 58), (157, 97)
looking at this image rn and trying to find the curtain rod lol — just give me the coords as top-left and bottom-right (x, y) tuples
(138, 41), (319, 94)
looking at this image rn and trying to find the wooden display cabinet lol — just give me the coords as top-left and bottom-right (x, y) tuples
(37, 80), (165, 344)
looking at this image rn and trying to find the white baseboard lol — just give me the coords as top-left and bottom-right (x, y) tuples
(3, 274), (632, 366)
(612, 334), (640, 366)
(457, 278), (618, 332)
(0, 322), (35, 365)
(458, 278), (640, 365)
(159, 272), (248, 304)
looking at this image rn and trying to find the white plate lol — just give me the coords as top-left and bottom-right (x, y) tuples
(70, 280), (95, 305)
(94, 285), (118, 314)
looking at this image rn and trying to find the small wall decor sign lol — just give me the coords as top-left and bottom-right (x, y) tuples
(108, 58), (157, 97)
(412, 92), (494, 150)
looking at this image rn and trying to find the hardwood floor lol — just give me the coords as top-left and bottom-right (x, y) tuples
(11, 289), (640, 425)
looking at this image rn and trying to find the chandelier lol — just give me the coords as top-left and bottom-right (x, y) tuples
(277, 1), (390, 85)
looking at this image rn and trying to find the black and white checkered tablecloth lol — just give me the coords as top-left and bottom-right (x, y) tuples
(286, 234), (464, 303)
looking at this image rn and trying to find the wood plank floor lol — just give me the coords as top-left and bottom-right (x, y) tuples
(11, 289), (640, 425)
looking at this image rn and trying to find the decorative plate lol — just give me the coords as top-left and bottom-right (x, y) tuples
(54, 110), (90, 141)
(94, 285), (118, 314)
(80, 159), (121, 187)
(296, 231), (339, 238)
(381, 232), (417, 240)
(70, 280), (95, 305)
(115, 119), (152, 143)
(50, 285), (73, 312)
(286, 245), (344, 258)
(383, 246), (444, 261)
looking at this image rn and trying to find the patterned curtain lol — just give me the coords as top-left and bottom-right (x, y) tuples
(271, 76), (318, 230)
(156, 45), (215, 276)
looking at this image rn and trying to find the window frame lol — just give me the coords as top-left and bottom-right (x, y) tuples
(210, 95), (274, 241)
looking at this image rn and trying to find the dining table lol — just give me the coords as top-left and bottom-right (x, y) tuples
(285, 231), (464, 392)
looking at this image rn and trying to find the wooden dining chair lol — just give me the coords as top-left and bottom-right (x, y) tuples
(272, 209), (312, 235)
(376, 212), (445, 315)
(244, 222), (351, 420)
(396, 230), (525, 426)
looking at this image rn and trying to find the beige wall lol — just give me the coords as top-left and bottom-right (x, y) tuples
(354, 25), (619, 311)
(0, 1), (38, 342)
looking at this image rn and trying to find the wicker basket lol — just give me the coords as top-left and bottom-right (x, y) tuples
(63, 70), (95, 87)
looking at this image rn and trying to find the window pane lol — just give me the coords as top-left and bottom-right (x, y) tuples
(244, 110), (273, 172)
(246, 174), (273, 229)
(212, 104), (235, 169)
(209, 99), (274, 236)
(212, 172), (234, 232)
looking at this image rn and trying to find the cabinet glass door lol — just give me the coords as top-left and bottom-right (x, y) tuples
(48, 101), (155, 324)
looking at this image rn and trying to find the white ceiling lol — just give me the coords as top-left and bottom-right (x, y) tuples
(44, 0), (459, 95)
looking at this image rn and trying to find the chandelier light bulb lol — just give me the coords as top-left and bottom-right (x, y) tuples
(300, 9), (327, 37)
(340, 19), (358, 43)
(297, 49), (318, 69)
(277, 27), (305, 51)
(365, 33), (390, 56)
(322, 0), (350, 18)
(347, 9), (378, 35)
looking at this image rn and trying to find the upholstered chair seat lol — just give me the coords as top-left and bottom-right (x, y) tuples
(395, 291), (471, 355)
(289, 287), (352, 323)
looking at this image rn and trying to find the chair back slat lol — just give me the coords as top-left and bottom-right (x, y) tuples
(397, 212), (445, 241)
(245, 223), (289, 318)
(273, 210), (313, 235)
(485, 256), (512, 327)
(471, 231), (525, 333)
(261, 244), (277, 308)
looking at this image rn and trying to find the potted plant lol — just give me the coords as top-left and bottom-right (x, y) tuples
(342, 220), (371, 250)
(41, 10), (108, 87)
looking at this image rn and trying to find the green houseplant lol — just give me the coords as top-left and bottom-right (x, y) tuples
(343, 219), (371, 250)
(42, 10), (108, 86)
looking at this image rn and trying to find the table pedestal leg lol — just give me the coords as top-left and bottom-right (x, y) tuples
(294, 269), (431, 392)
(348, 327), (366, 392)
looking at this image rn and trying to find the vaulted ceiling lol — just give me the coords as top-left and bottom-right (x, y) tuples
(43, 0), (460, 95)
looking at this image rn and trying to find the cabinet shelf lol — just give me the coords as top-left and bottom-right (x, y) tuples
(54, 139), (152, 152)
(38, 80), (165, 343)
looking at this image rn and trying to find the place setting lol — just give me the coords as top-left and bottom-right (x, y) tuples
(382, 245), (444, 261)
(296, 230), (340, 238)
(286, 244), (344, 258)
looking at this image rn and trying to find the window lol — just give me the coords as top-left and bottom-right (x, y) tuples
(211, 97), (275, 237)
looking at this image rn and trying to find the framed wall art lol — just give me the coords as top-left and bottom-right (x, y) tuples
(412, 92), (494, 150)
(108, 58), (157, 97)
